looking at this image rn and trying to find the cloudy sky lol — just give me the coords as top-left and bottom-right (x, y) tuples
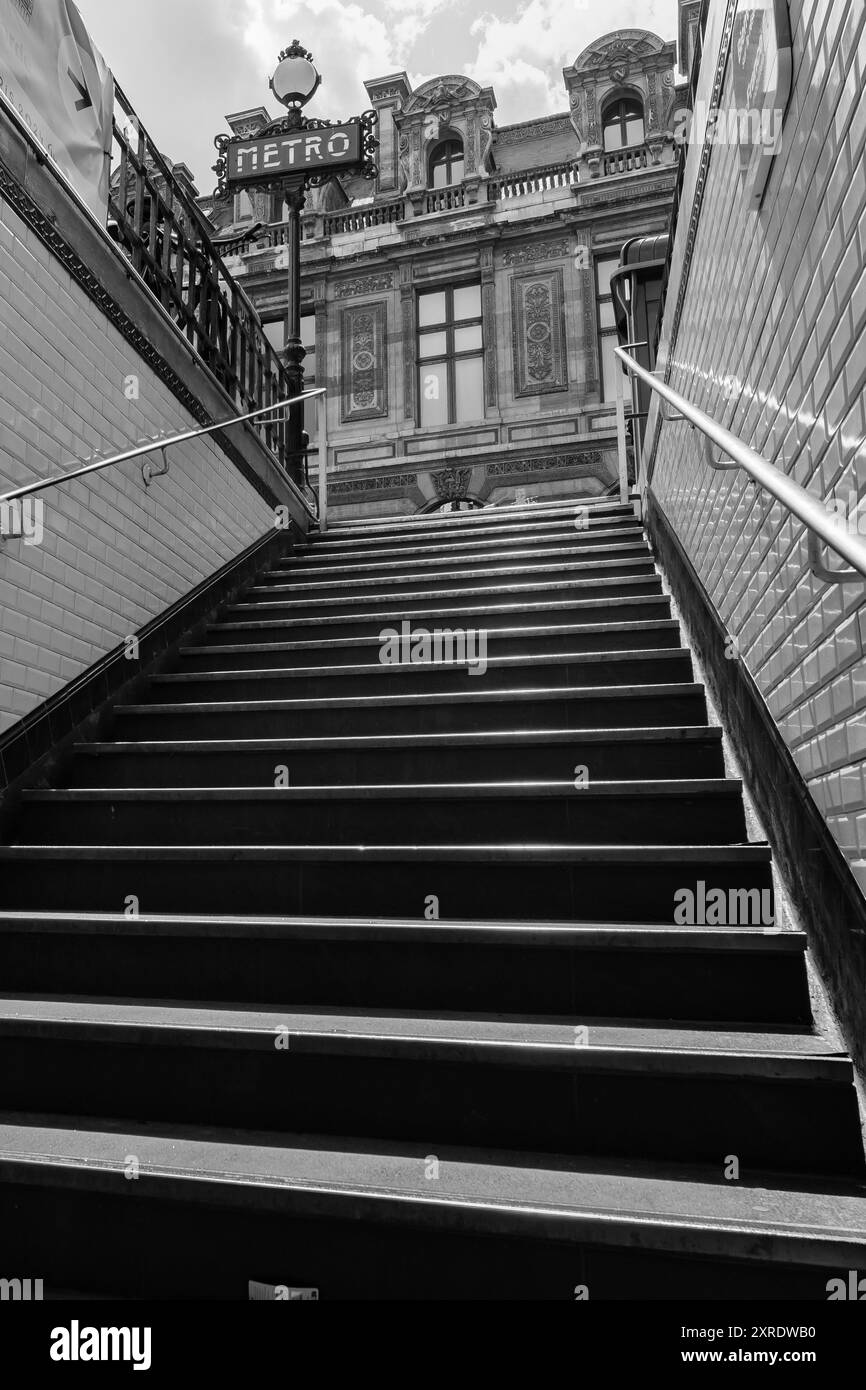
(76, 0), (680, 193)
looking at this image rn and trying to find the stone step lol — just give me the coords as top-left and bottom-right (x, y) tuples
(177, 619), (683, 670)
(290, 523), (648, 566)
(263, 544), (654, 588)
(2, 1120), (864, 1298)
(59, 727), (727, 788)
(108, 681), (709, 739)
(208, 593), (674, 641)
(150, 648), (695, 701)
(0, 911), (811, 1023)
(16, 778), (747, 847)
(226, 572), (664, 619)
(0, 1001), (856, 1174)
(0, 842), (774, 921)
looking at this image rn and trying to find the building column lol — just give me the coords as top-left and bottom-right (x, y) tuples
(481, 246), (498, 410)
(400, 268), (416, 422)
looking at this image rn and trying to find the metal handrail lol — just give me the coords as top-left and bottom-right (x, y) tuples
(0, 391), (326, 507)
(615, 347), (866, 581)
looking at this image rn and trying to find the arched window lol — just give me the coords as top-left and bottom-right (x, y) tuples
(428, 497), (484, 513)
(428, 138), (464, 189)
(602, 98), (645, 152)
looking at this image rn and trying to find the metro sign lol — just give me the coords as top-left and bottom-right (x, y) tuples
(226, 123), (362, 187)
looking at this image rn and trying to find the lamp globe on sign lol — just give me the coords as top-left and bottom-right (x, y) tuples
(270, 40), (321, 109)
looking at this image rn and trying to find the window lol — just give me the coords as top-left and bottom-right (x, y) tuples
(418, 284), (484, 427)
(596, 253), (622, 401)
(602, 98), (645, 152)
(428, 138), (464, 189)
(301, 312), (316, 382)
(430, 499), (483, 513)
(261, 312), (317, 381)
(234, 190), (254, 223)
(262, 318), (284, 355)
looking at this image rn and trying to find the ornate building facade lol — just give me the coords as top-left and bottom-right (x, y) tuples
(202, 27), (687, 520)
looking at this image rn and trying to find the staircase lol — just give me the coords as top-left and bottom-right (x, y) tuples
(1, 496), (864, 1300)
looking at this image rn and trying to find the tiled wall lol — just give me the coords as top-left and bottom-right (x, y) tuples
(0, 196), (274, 735)
(648, 0), (866, 892)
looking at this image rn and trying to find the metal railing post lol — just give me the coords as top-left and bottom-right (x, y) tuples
(615, 357), (629, 505)
(317, 392), (329, 533)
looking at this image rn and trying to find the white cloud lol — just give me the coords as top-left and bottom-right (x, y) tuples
(74, 0), (681, 184)
(238, 0), (402, 116)
(465, 0), (679, 122)
(380, 0), (454, 51)
(236, 0), (455, 116)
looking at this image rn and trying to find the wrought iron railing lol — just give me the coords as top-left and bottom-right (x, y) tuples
(487, 162), (579, 199)
(107, 83), (293, 471)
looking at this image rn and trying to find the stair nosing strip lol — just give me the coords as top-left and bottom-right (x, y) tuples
(0, 1003), (841, 1076)
(285, 535), (648, 567)
(1, 1129), (863, 1261)
(228, 576), (661, 611)
(276, 539), (650, 569)
(181, 619), (682, 657)
(71, 726), (724, 754)
(23, 779), (743, 803)
(254, 558), (657, 592)
(0, 911), (805, 949)
(114, 681), (706, 715)
(0, 844), (773, 862)
(211, 595), (670, 630)
(155, 648), (692, 683)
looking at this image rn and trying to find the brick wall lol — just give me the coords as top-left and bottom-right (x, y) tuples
(646, 0), (866, 894)
(0, 195), (274, 735)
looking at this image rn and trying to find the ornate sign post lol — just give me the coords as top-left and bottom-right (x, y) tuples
(213, 41), (378, 480)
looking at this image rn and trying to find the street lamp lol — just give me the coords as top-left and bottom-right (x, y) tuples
(270, 42), (321, 474)
(213, 43), (378, 489)
(270, 39), (321, 110)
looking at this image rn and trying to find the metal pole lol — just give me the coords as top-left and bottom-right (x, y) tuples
(283, 175), (307, 484)
(317, 391), (328, 533)
(615, 355), (629, 505)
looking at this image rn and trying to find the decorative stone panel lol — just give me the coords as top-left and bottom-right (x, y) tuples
(335, 274), (394, 299)
(340, 302), (388, 422)
(330, 472), (417, 496)
(502, 238), (571, 267)
(485, 450), (603, 477)
(510, 270), (569, 397)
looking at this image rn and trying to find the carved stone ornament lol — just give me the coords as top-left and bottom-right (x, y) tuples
(510, 269), (569, 397)
(340, 302), (388, 421)
(335, 273), (394, 298)
(432, 466), (472, 500)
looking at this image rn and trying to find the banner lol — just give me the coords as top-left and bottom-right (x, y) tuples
(0, 0), (114, 221)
